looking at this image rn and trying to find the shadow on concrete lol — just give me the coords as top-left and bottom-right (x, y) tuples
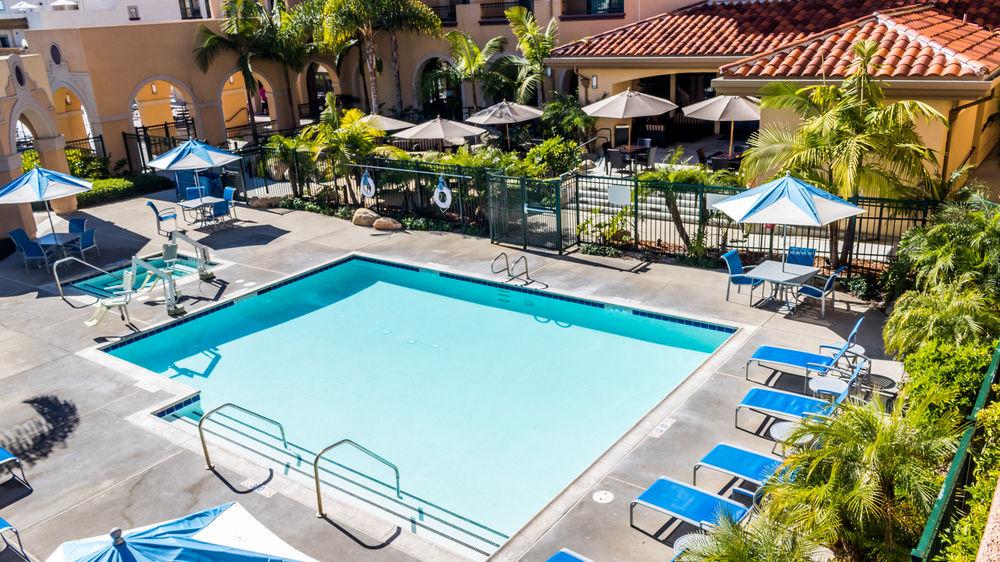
(210, 467), (274, 494)
(0, 477), (32, 510)
(321, 516), (401, 550)
(0, 547), (28, 562)
(196, 224), (290, 250)
(0, 395), (79, 465)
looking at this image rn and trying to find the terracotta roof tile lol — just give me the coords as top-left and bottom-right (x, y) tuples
(719, 5), (1000, 79)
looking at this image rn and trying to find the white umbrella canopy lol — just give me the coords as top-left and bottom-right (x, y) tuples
(582, 89), (678, 146)
(357, 113), (414, 132)
(10, 1), (38, 9)
(681, 95), (761, 156)
(393, 117), (487, 140)
(0, 167), (92, 239)
(712, 173), (863, 227)
(466, 101), (542, 149)
(50, 0), (79, 7)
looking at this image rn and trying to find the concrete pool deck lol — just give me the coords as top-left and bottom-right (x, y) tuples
(0, 192), (900, 562)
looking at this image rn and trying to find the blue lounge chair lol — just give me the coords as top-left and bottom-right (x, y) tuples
(547, 548), (594, 562)
(693, 443), (781, 490)
(746, 317), (864, 390)
(630, 475), (750, 534)
(147, 201), (178, 236)
(0, 447), (28, 487)
(735, 362), (860, 431)
(785, 246), (816, 267)
(722, 249), (764, 305)
(0, 517), (27, 559)
(7, 228), (57, 272)
(796, 266), (847, 318)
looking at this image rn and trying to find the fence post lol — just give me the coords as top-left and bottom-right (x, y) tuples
(520, 177), (528, 250)
(574, 174), (581, 242)
(632, 177), (639, 250)
(555, 178), (563, 254)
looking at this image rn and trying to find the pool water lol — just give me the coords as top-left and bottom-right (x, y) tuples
(73, 256), (208, 298)
(106, 257), (732, 536)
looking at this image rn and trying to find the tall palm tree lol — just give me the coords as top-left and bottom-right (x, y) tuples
(741, 40), (944, 267)
(381, 0), (442, 115)
(424, 31), (506, 111)
(768, 392), (962, 561)
(500, 6), (557, 105)
(194, 0), (272, 144)
(676, 504), (819, 562)
(322, 0), (386, 113)
(271, 0), (325, 126)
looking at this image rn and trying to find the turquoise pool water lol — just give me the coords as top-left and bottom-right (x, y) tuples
(106, 257), (732, 536)
(73, 256), (208, 298)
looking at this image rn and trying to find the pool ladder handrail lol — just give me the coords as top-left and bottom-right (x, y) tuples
(199, 402), (288, 470)
(52, 256), (123, 301)
(314, 438), (402, 518)
(169, 230), (215, 280)
(491, 252), (534, 285)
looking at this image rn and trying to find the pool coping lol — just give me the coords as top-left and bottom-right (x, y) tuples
(77, 250), (756, 561)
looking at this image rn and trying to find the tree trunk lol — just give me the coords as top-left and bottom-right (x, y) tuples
(828, 222), (840, 269)
(288, 150), (300, 198)
(470, 81), (478, 112)
(283, 66), (298, 128)
(244, 85), (260, 146)
(390, 32), (403, 115)
(356, 46), (370, 113)
(362, 37), (380, 112)
(664, 191), (692, 249)
(838, 216), (856, 269)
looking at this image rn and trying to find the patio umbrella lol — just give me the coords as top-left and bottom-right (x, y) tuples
(50, 0), (79, 7)
(357, 113), (414, 132)
(10, 1), (37, 10)
(581, 89), (678, 147)
(466, 100), (543, 149)
(681, 95), (760, 157)
(45, 502), (316, 562)
(0, 167), (91, 238)
(148, 139), (241, 196)
(393, 117), (487, 150)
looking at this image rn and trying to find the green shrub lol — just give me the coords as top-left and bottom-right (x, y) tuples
(580, 243), (622, 257)
(128, 173), (174, 194)
(902, 340), (994, 417)
(540, 93), (596, 143)
(334, 206), (355, 220)
(74, 173), (170, 207)
(517, 136), (581, 178)
(19, 149), (39, 172)
(20, 148), (110, 178)
(879, 254), (915, 303)
(400, 215), (453, 232)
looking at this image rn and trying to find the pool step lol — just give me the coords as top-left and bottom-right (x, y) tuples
(176, 412), (508, 559)
(496, 287), (512, 303)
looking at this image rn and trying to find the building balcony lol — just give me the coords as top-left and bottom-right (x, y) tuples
(560, 0), (624, 19)
(479, 0), (532, 24)
(426, 0), (467, 26)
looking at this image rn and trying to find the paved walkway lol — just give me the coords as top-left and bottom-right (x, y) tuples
(0, 192), (898, 561)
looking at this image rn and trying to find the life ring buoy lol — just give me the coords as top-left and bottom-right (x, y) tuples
(433, 176), (452, 210)
(360, 169), (376, 199)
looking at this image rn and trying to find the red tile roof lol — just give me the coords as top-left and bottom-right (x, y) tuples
(720, 5), (1000, 78)
(551, 0), (1000, 59)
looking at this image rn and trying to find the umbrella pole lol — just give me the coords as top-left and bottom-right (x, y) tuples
(506, 123), (510, 151)
(729, 121), (735, 157)
(782, 224), (788, 272)
(44, 200), (65, 258)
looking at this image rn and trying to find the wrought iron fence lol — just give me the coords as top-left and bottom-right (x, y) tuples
(480, 0), (530, 20)
(562, 0), (624, 16)
(65, 135), (107, 161)
(135, 118), (196, 140)
(121, 132), (179, 174)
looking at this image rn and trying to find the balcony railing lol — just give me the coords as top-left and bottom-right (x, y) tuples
(480, 0), (531, 21)
(561, 0), (624, 17)
(178, 0), (203, 19)
(427, 0), (466, 24)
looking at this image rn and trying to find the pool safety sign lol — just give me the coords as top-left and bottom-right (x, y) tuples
(433, 176), (452, 210)
(360, 169), (376, 199)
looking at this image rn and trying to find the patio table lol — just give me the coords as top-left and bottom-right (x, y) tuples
(179, 196), (225, 225)
(746, 260), (819, 313)
(36, 232), (80, 257)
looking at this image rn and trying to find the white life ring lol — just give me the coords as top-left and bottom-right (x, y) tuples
(360, 169), (376, 199)
(433, 176), (452, 210)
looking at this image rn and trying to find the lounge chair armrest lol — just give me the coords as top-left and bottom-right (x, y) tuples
(731, 487), (757, 500)
(805, 361), (834, 372)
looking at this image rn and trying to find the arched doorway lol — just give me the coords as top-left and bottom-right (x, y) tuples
(130, 78), (198, 138)
(559, 70), (580, 96)
(218, 71), (278, 149)
(52, 87), (94, 141)
(305, 62), (335, 119)
(418, 57), (463, 120)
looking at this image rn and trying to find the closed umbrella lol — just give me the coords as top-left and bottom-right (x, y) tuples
(394, 117), (487, 150)
(681, 95), (760, 157)
(0, 167), (91, 240)
(581, 89), (678, 147)
(46, 502), (315, 562)
(357, 113), (414, 132)
(466, 100), (543, 149)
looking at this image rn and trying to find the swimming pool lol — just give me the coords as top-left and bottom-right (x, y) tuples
(105, 256), (733, 548)
(72, 255), (210, 298)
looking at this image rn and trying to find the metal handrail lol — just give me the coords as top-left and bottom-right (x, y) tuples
(52, 256), (122, 301)
(510, 255), (530, 282)
(578, 129), (612, 151)
(491, 252), (510, 275)
(199, 403), (288, 470)
(314, 438), (402, 517)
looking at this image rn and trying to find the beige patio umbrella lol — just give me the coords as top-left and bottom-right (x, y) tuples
(681, 95), (761, 157)
(394, 117), (487, 150)
(357, 113), (414, 132)
(466, 100), (543, 150)
(581, 89), (678, 147)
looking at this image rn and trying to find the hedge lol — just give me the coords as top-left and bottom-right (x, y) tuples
(77, 174), (174, 208)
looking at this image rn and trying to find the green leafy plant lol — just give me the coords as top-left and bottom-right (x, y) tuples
(677, 504), (820, 562)
(76, 174), (173, 207)
(902, 340), (995, 418)
(518, 136), (581, 178)
(579, 243), (621, 257)
(540, 93), (595, 143)
(496, 6), (557, 104)
(577, 207), (631, 245)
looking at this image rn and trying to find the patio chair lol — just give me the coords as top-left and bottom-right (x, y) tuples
(693, 443), (781, 491)
(636, 137), (652, 148)
(0, 517), (27, 560)
(207, 200), (232, 229)
(735, 364), (860, 431)
(7, 228), (56, 272)
(785, 246), (816, 267)
(185, 186), (204, 201)
(547, 548), (594, 562)
(796, 265), (847, 318)
(746, 317), (864, 389)
(147, 201), (178, 236)
(807, 357), (870, 399)
(68, 217), (87, 234)
(630, 475), (750, 535)
(223, 186), (237, 220)
(671, 533), (709, 561)
(721, 249), (763, 304)
(642, 146), (658, 171)
(606, 149), (630, 176)
(70, 229), (100, 260)
(0, 447), (29, 488)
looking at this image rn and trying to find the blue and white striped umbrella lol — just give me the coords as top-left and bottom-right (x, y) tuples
(148, 139), (240, 171)
(712, 173), (863, 227)
(0, 167), (92, 236)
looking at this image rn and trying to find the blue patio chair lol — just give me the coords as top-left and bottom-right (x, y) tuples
(7, 228), (56, 272)
(68, 217), (87, 234)
(693, 443), (781, 491)
(796, 266), (847, 317)
(786, 246), (816, 267)
(71, 229), (100, 259)
(735, 362), (861, 431)
(0, 517), (27, 560)
(630, 475), (750, 535)
(208, 200), (231, 229)
(185, 186), (204, 201)
(147, 201), (178, 236)
(223, 186), (237, 220)
(721, 249), (763, 304)
(746, 317), (864, 390)
(0, 447), (28, 488)
(547, 548), (594, 562)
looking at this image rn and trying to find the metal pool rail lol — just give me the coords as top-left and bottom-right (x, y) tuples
(199, 402), (288, 470)
(314, 438), (402, 518)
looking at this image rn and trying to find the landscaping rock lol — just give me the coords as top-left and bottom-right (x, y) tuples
(352, 207), (380, 227)
(248, 196), (283, 208)
(373, 217), (403, 231)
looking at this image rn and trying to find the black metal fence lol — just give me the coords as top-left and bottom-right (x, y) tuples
(135, 118), (196, 140)
(65, 135), (107, 161)
(480, 0), (530, 20)
(121, 132), (178, 174)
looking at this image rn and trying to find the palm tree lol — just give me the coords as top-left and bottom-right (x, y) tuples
(322, 0), (386, 113)
(381, 0), (442, 115)
(676, 504), (819, 562)
(768, 392), (963, 560)
(741, 40), (944, 267)
(194, 0), (273, 144)
(270, 0), (326, 126)
(500, 6), (557, 105)
(424, 32), (506, 111)
(299, 92), (383, 200)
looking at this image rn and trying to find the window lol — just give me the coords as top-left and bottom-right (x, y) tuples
(0, 35), (10, 49)
(49, 43), (61, 64)
(127, 5), (139, 19)
(178, 0), (202, 19)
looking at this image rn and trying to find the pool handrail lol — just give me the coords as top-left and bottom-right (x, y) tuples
(168, 230), (214, 281)
(491, 251), (510, 276)
(199, 402), (288, 470)
(53, 256), (123, 302)
(314, 438), (403, 518)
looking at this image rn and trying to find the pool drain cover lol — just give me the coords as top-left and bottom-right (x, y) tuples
(592, 490), (614, 504)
